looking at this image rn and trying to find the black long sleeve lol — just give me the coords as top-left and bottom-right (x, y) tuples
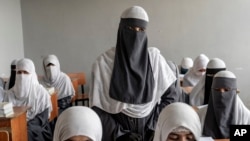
(158, 81), (180, 114)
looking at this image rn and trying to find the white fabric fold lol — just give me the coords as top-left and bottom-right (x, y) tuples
(189, 75), (206, 106)
(90, 47), (176, 118)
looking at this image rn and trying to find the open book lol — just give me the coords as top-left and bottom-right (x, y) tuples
(199, 137), (214, 141)
(0, 102), (14, 117)
(0, 102), (13, 110)
(45, 87), (55, 95)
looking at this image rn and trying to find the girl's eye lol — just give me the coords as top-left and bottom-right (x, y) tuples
(186, 134), (195, 141)
(127, 26), (145, 32)
(168, 134), (178, 139)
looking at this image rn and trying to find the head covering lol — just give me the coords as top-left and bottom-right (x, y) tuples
(7, 59), (18, 90)
(109, 6), (154, 104)
(4, 58), (52, 121)
(182, 54), (209, 87)
(203, 70), (237, 139)
(42, 54), (74, 99)
(53, 106), (102, 141)
(43, 55), (61, 83)
(204, 58), (226, 104)
(180, 57), (193, 74)
(189, 58), (226, 106)
(90, 6), (176, 118)
(193, 54), (209, 76)
(153, 102), (201, 141)
(121, 6), (149, 22)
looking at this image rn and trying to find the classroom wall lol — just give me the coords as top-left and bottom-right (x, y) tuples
(0, 0), (24, 77)
(21, 0), (250, 107)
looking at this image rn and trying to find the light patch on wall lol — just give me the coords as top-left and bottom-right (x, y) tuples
(234, 67), (243, 70)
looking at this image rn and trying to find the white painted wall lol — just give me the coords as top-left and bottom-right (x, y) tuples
(0, 0), (24, 77)
(21, 0), (250, 108)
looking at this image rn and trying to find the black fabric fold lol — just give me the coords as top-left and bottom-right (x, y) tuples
(204, 68), (225, 104)
(203, 77), (237, 139)
(109, 18), (154, 104)
(27, 108), (52, 141)
(8, 65), (16, 89)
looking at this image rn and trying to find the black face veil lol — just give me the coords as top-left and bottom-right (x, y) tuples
(204, 68), (225, 105)
(109, 18), (154, 104)
(203, 76), (237, 139)
(8, 63), (16, 89)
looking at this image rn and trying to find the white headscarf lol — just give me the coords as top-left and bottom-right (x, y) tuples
(90, 47), (176, 118)
(121, 5), (149, 22)
(4, 58), (52, 121)
(53, 106), (102, 141)
(182, 54), (209, 87)
(181, 57), (193, 69)
(153, 102), (201, 141)
(42, 54), (74, 99)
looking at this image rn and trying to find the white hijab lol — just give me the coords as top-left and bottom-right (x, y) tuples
(4, 58), (52, 121)
(182, 54), (209, 87)
(189, 75), (206, 106)
(42, 54), (74, 99)
(53, 106), (102, 141)
(153, 102), (201, 141)
(181, 57), (193, 69)
(90, 47), (176, 118)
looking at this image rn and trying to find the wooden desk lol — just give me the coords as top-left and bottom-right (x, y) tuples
(0, 106), (29, 141)
(49, 92), (58, 122)
(214, 139), (229, 141)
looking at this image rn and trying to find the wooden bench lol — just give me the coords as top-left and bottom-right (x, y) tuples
(67, 72), (89, 106)
(0, 128), (10, 141)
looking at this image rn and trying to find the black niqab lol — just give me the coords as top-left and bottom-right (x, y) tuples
(203, 77), (237, 139)
(109, 18), (154, 104)
(204, 68), (225, 104)
(8, 64), (16, 89)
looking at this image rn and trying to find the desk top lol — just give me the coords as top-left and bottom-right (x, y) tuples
(0, 106), (30, 119)
(214, 139), (229, 141)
